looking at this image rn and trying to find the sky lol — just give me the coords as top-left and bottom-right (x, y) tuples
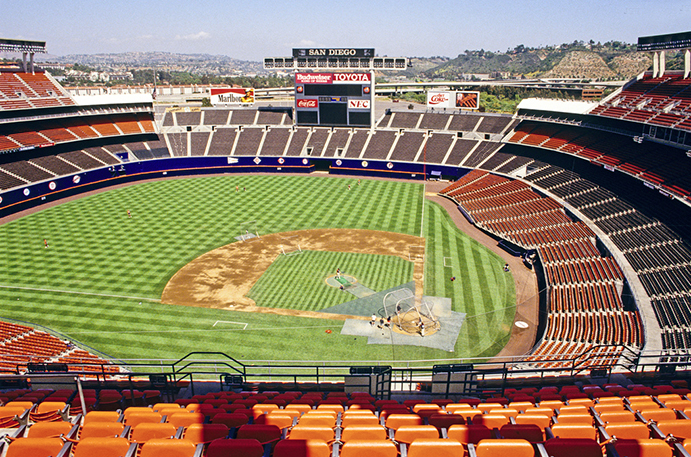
(2, 0), (690, 62)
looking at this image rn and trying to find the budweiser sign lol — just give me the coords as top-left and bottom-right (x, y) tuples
(295, 72), (371, 85)
(295, 73), (333, 84)
(297, 99), (318, 108)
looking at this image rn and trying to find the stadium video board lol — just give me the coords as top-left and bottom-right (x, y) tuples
(427, 90), (480, 110)
(295, 72), (373, 127)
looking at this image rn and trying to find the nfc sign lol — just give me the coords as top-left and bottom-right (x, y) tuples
(348, 100), (370, 109)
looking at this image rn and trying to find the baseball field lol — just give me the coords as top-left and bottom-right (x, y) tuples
(0, 174), (516, 364)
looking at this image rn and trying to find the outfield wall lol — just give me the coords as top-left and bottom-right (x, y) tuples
(0, 156), (467, 218)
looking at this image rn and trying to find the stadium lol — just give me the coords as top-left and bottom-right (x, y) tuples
(0, 32), (690, 457)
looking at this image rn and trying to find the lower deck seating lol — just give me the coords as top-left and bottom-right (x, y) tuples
(440, 171), (642, 367)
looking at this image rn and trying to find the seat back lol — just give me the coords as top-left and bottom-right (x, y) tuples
(340, 424), (387, 442)
(166, 412), (205, 428)
(6, 437), (69, 457)
(26, 421), (74, 438)
(83, 411), (121, 424)
(384, 413), (423, 431)
(73, 437), (133, 457)
(339, 440), (397, 457)
(80, 421), (126, 439)
(139, 438), (198, 457)
(406, 438), (464, 457)
(499, 423), (544, 442)
(273, 439), (331, 457)
(550, 424), (598, 440)
(125, 412), (163, 427)
(130, 422), (178, 443)
(297, 414), (336, 428)
(656, 419), (691, 440)
(288, 425), (335, 441)
(639, 408), (676, 422)
(543, 438), (602, 457)
(604, 422), (650, 440)
(514, 414), (551, 429)
(236, 424), (282, 447)
(256, 412), (295, 429)
(394, 425), (439, 444)
(340, 414), (379, 427)
(206, 438), (264, 457)
(554, 414), (592, 425)
(475, 439), (535, 457)
(599, 411), (636, 424)
(210, 412), (249, 428)
(613, 438), (673, 457)
(446, 424), (493, 444)
(183, 423), (230, 444)
(428, 413), (466, 430)
(0, 406), (29, 428)
(471, 414), (509, 428)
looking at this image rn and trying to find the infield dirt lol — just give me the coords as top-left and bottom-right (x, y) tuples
(161, 228), (425, 320)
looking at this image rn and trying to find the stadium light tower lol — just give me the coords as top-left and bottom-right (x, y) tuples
(0, 38), (47, 73)
(638, 31), (691, 79)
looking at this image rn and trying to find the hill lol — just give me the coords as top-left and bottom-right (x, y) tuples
(419, 41), (653, 81)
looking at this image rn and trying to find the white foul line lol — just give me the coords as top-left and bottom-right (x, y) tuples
(213, 320), (248, 329)
(0, 284), (159, 302)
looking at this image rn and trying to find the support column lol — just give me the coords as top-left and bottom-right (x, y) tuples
(29, 52), (35, 74)
(659, 50), (666, 78)
(21, 52), (27, 72)
(685, 49), (690, 80)
(652, 52), (659, 78)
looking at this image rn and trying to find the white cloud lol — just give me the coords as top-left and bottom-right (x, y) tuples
(175, 31), (211, 41)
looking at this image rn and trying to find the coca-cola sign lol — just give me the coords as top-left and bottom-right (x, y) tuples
(428, 92), (450, 105)
(297, 99), (318, 108)
(426, 91), (453, 108)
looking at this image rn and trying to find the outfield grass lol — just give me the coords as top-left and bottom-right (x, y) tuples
(0, 175), (515, 363)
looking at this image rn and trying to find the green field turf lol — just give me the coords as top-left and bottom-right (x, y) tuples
(247, 251), (413, 311)
(0, 174), (515, 363)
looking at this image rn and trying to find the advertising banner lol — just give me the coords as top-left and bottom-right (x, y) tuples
(427, 91), (453, 109)
(210, 88), (255, 105)
(426, 90), (480, 110)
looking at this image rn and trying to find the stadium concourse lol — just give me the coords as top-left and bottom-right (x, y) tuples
(2, 46), (691, 455)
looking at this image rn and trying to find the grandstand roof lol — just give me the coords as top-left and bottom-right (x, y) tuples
(0, 38), (46, 54)
(638, 30), (691, 52)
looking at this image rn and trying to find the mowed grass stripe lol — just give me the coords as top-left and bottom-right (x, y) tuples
(422, 201), (516, 357)
(0, 176), (422, 299)
(0, 176), (516, 361)
(247, 251), (413, 312)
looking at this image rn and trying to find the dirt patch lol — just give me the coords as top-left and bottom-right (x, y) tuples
(161, 229), (425, 320)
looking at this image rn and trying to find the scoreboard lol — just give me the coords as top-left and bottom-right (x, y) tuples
(295, 72), (373, 127)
